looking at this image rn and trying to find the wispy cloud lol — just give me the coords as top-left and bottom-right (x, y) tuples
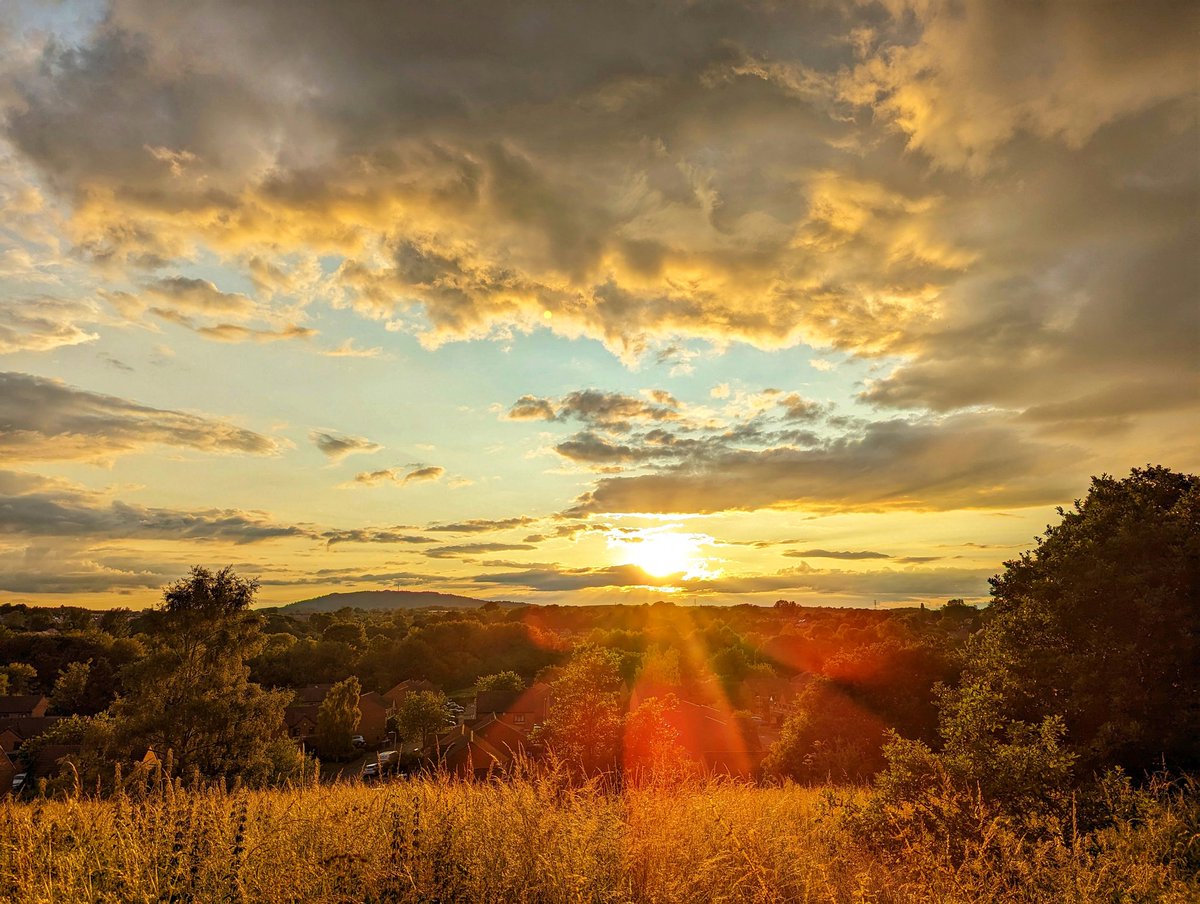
(309, 430), (383, 462)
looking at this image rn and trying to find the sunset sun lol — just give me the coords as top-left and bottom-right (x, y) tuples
(609, 528), (721, 581)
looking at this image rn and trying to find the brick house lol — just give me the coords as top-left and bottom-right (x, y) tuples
(472, 683), (550, 734)
(357, 691), (389, 745)
(665, 699), (763, 777)
(432, 715), (533, 778)
(382, 679), (440, 711)
(283, 684), (389, 747)
(0, 716), (61, 752)
(0, 696), (49, 718)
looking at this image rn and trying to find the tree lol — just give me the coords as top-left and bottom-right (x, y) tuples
(475, 671), (524, 694)
(943, 466), (1199, 776)
(539, 646), (624, 775)
(111, 566), (300, 784)
(50, 660), (92, 714)
(622, 694), (691, 786)
(316, 676), (361, 759)
(2, 662), (37, 694)
(865, 466), (1199, 842)
(763, 677), (887, 783)
(393, 689), (449, 747)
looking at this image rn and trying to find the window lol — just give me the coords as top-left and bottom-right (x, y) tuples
(514, 713), (526, 724)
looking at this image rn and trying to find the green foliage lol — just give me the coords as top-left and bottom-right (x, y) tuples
(50, 659), (92, 714)
(539, 646), (624, 775)
(392, 690), (449, 745)
(111, 566), (299, 784)
(858, 466), (1198, 867)
(316, 676), (361, 760)
(475, 671), (524, 694)
(764, 677), (887, 783)
(953, 465), (1200, 774)
(321, 621), (366, 648)
(622, 694), (692, 786)
(2, 662), (37, 694)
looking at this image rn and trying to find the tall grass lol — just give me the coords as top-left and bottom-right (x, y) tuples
(0, 772), (1194, 903)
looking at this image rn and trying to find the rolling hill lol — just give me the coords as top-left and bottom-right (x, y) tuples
(270, 589), (527, 614)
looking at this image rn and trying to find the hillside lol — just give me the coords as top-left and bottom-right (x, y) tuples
(271, 589), (527, 614)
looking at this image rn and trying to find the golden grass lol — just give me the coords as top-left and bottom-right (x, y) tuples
(0, 774), (1194, 903)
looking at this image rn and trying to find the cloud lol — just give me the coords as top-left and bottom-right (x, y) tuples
(0, 0), (1192, 502)
(0, 298), (101, 354)
(348, 464), (444, 486)
(143, 276), (255, 317)
(0, 371), (281, 462)
(319, 527), (436, 547)
(426, 517), (538, 533)
(424, 542), (537, 559)
(0, 470), (309, 543)
(472, 560), (992, 601)
(322, 338), (382, 358)
(506, 389), (678, 431)
(566, 413), (1080, 515)
(838, 0), (1199, 174)
(0, 543), (173, 594)
(309, 430), (382, 462)
(782, 549), (891, 560)
(191, 322), (317, 343)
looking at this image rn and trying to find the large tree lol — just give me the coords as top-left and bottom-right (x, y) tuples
(112, 566), (300, 783)
(392, 689), (449, 747)
(315, 676), (361, 760)
(941, 466), (1199, 777)
(538, 646), (624, 775)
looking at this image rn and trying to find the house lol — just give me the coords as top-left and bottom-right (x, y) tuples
(432, 714), (532, 778)
(0, 750), (14, 794)
(0, 696), (49, 718)
(0, 716), (61, 751)
(292, 684), (335, 705)
(665, 699), (763, 777)
(472, 683), (550, 734)
(283, 704), (321, 744)
(283, 688), (389, 747)
(357, 691), (389, 746)
(382, 679), (439, 711)
(27, 744), (82, 784)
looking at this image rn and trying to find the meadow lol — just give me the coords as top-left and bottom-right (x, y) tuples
(2, 771), (1195, 904)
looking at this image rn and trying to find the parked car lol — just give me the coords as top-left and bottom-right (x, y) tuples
(362, 750), (398, 782)
(12, 773), (26, 792)
(351, 734), (366, 749)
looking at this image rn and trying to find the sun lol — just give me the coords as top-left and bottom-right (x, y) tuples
(609, 528), (722, 580)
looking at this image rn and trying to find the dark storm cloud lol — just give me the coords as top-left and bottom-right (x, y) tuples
(0, 0), (1193, 529)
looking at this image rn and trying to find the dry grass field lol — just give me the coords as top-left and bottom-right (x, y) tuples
(1, 771), (1195, 903)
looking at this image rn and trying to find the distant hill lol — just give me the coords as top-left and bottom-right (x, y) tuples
(271, 590), (527, 614)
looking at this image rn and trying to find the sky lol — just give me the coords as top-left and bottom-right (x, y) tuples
(0, 0), (1196, 609)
